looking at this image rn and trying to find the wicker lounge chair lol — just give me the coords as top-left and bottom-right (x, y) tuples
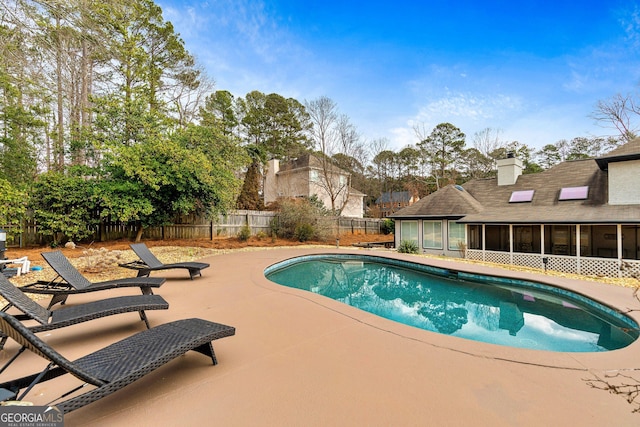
(0, 311), (235, 413)
(120, 243), (210, 279)
(0, 274), (169, 350)
(20, 251), (166, 309)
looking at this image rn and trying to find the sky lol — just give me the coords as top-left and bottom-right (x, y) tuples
(159, 0), (640, 152)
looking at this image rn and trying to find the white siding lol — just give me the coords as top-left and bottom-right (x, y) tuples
(609, 160), (640, 205)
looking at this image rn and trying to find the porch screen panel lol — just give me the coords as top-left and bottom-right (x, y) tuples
(468, 225), (482, 250)
(591, 225), (617, 258)
(448, 222), (466, 251)
(544, 225), (575, 255)
(400, 221), (419, 245)
(423, 220), (442, 249)
(622, 226), (640, 260)
(513, 225), (541, 253)
(578, 225), (593, 257)
(485, 225), (509, 252)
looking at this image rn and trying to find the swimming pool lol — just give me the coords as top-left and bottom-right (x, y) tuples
(265, 254), (639, 352)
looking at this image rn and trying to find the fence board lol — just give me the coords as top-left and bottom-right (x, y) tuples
(5, 211), (384, 247)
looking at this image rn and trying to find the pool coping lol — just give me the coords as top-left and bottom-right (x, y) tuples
(264, 252), (639, 353)
(256, 249), (640, 370)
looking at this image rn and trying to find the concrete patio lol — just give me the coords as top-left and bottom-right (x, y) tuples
(4, 247), (640, 426)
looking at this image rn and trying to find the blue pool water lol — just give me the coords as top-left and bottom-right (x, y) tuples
(265, 254), (639, 352)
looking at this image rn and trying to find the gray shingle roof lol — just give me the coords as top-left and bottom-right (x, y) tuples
(375, 191), (412, 204)
(595, 138), (640, 170)
(390, 184), (484, 219)
(390, 139), (640, 224)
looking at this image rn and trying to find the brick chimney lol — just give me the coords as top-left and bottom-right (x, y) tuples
(496, 153), (523, 186)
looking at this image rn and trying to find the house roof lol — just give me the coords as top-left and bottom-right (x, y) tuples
(349, 187), (367, 197)
(277, 154), (348, 175)
(389, 138), (640, 224)
(375, 191), (413, 204)
(390, 184), (484, 219)
(595, 138), (640, 170)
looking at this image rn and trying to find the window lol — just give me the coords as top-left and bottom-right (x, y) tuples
(423, 220), (443, 249)
(400, 221), (418, 245)
(310, 170), (319, 182)
(509, 190), (534, 203)
(448, 222), (465, 251)
(559, 186), (588, 200)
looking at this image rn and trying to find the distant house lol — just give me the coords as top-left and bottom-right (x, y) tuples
(390, 139), (640, 278)
(374, 191), (419, 217)
(263, 154), (366, 218)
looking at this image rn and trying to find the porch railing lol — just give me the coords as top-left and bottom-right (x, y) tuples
(466, 249), (640, 279)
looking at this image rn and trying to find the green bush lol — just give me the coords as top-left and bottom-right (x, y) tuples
(275, 198), (330, 241)
(294, 223), (315, 242)
(397, 240), (419, 254)
(237, 224), (251, 241)
(381, 218), (395, 235)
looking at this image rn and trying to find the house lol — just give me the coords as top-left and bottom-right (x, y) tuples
(263, 154), (366, 218)
(389, 139), (640, 278)
(374, 191), (419, 217)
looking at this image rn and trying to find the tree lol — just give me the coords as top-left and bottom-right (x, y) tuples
(500, 141), (542, 174)
(30, 171), (101, 245)
(592, 93), (639, 142)
(305, 96), (364, 214)
(235, 91), (311, 209)
(536, 144), (562, 169)
(566, 136), (622, 160)
(104, 126), (245, 241)
(468, 127), (506, 177)
(201, 90), (240, 137)
(416, 122), (466, 189)
(0, 178), (27, 237)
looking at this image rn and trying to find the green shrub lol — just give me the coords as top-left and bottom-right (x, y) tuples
(237, 224), (251, 241)
(275, 198), (330, 241)
(381, 218), (395, 235)
(294, 223), (314, 242)
(397, 240), (419, 254)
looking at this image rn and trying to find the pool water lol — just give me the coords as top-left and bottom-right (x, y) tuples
(265, 255), (639, 352)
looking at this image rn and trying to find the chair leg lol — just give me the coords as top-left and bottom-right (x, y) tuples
(138, 310), (150, 329)
(192, 342), (218, 365)
(136, 270), (151, 278)
(47, 294), (68, 309)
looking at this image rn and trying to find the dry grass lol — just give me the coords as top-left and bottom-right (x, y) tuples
(4, 233), (638, 290)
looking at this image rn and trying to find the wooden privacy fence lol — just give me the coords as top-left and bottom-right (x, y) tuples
(5, 211), (384, 247)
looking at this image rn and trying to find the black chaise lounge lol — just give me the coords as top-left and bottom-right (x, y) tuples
(0, 311), (235, 413)
(20, 251), (166, 309)
(0, 274), (168, 349)
(120, 243), (210, 279)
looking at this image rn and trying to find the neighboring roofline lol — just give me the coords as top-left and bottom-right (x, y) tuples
(595, 153), (640, 170)
(390, 214), (466, 220)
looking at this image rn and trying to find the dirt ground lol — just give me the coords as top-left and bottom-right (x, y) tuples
(4, 232), (393, 268)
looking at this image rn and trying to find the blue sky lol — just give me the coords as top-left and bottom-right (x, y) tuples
(159, 0), (640, 151)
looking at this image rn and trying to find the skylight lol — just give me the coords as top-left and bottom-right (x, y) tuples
(509, 190), (534, 203)
(559, 186), (589, 201)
